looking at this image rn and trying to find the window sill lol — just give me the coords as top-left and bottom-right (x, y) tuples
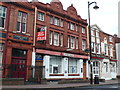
(49, 74), (64, 76)
(68, 74), (80, 76)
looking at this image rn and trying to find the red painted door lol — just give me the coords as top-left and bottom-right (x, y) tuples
(11, 49), (27, 79)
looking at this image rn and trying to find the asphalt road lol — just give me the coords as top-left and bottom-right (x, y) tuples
(2, 84), (120, 90)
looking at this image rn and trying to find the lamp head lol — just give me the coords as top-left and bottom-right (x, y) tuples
(93, 5), (99, 9)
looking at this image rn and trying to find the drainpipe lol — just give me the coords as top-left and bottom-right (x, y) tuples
(32, 6), (37, 78)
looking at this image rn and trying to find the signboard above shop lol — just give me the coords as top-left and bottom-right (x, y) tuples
(37, 27), (47, 41)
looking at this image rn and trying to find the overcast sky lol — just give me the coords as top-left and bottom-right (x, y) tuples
(29, 0), (119, 35)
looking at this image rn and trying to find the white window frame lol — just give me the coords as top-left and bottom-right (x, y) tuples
(82, 27), (85, 33)
(17, 11), (27, 33)
(82, 39), (86, 51)
(70, 23), (74, 30)
(76, 38), (78, 49)
(38, 12), (44, 21)
(71, 36), (75, 49)
(49, 31), (53, 45)
(60, 19), (63, 27)
(50, 16), (53, 24)
(60, 34), (63, 47)
(0, 5), (7, 29)
(54, 17), (59, 26)
(109, 36), (113, 42)
(76, 25), (78, 31)
(54, 32), (59, 46)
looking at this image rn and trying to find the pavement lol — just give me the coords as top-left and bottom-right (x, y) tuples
(1, 79), (120, 89)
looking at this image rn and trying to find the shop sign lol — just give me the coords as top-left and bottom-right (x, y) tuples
(37, 27), (47, 41)
(0, 33), (6, 38)
(35, 54), (43, 60)
(62, 53), (74, 57)
(13, 35), (29, 41)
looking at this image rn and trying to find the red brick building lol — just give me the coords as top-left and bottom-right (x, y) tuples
(31, 0), (89, 80)
(0, 1), (34, 80)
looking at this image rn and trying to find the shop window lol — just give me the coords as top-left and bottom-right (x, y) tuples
(68, 58), (77, 73)
(49, 56), (62, 74)
(17, 11), (27, 33)
(38, 12), (44, 21)
(0, 5), (7, 29)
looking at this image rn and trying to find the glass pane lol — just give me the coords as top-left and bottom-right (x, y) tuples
(12, 49), (27, 57)
(22, 23), (26, 33)
(0, 17), (4, 28)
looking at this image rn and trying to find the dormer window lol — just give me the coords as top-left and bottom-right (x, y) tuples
(109, 36), (113, 42)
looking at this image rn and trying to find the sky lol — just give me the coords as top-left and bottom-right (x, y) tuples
(29, 0), (119, 35)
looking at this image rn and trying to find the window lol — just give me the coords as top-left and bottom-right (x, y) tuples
(96, 43), (100, 53)
(76, 25), (78, 31)
(109, 36), (113, 42)
(68, 58), (77, 73)
(82, 27), (85, 33)
(49, 16), (53, 24)
(91, 30), (94, 36)
(96, 31), (99, 37)
(49, 31), (53, 45)
(60, 19), (63, 27)
(17, 11), (27, 33)
(110, 44), (113, 57)
(60, 34), (63, 47)
(93, 61), (99, 74)
(91, 42), (95, 52)
(38, 12), (44, 21)
(82, 39), (86, 50)
(0, 6), (7, 29)
(54, 17), (59, 26)
(0, 43), (4, 65)
(105, 44), (108, 55)
(67, 36), (70, 48)
(49, 56), (62, 74)
(70, 23), (75, 30)
(71, 36), (75, 49)
(104, 62), (108, 72)
(76, 38), (78, 49)
(54, 32), (59, 46)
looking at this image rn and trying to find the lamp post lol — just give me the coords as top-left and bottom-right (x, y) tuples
(88, 1), (99, 84)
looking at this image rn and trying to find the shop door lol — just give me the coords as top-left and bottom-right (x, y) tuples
(11, 49), (27, 78)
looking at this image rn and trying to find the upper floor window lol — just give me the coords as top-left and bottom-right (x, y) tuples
(71, 36), (75, 49)
(82, 27), (85, 33)
(49, 16), (53, 24)
(54, 32), (59, 46)
(76, 25), (78, 31)
(60, 19), (63, 27)
(49, 31), (53, 45)
(0, 6), (7, 29)
(38, 12), (44, 21)
(17, 11), (27, 33)
(82, 39), (86, 51)
(70, 23), (75, 30)
(91, 30), (94, 36)
(91, 42), (95, 52)
(60, 33), (63, 47)
(96, 43), (100, 54)
(109, 36), (113, 42)
(67, 36), (70, 48)
(76, 38), (79, 49)
(54, 17), (59, 26)
(96, 31), (99, 37)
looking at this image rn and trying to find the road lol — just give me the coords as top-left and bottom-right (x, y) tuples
(2, 84), (120, 90)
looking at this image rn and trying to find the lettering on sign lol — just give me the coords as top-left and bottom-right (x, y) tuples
(13, 35), (29, 41)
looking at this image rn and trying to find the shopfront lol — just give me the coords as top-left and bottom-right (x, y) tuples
(36, 49), (88, 80)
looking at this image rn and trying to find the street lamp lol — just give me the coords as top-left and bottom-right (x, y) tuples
(88, 1), (99, 84)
